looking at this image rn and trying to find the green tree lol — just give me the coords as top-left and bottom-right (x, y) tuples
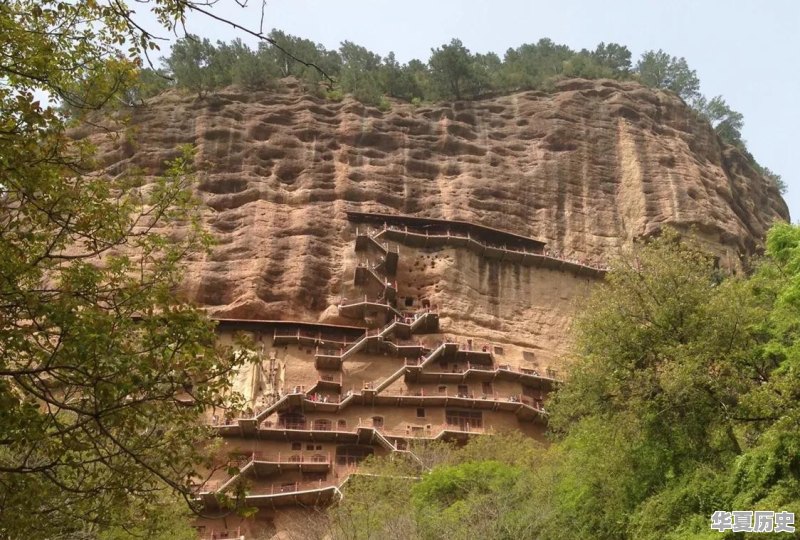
(380, 52), (423, 101)
(500, 39), (573, 90)
(213, 38), (270, 89)
(562, 51), (611, 79)
(559, 42), (632, 81)
(428, 38), (478, 100)
(265, 29), (341, 92)
(339, 40), (384, 105)
(412, 460), (526, 540)
(328, 453), (421, 540)
(165, 35), (219, 96)
(215, 38), (281, 90)
(405, 59), (432, 100)
(266, 29), (318, 78)
(121, 68), (172, 106)
(0, 0), (246, 536)
(232, 42), (280, 90)
(538, 231), (753, 538)
(472, 52), (503, 95)
(591, 42), (632, 76)
(761, 166), (788, 195)
(326, 435), (541, 540)
(695, 95), (745, 146)
(97, 493), (199, 540)
(535, 228), (800, 539)
(636, 49), (701, 103)
(726, 223), (800, 517)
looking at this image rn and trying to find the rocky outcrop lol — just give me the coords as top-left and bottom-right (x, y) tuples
(83, 78), (788, 333)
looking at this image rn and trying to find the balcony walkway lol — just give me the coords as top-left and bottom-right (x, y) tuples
(348, 211), (608, 277)
(375, 226), (607, 277)
(215, 325), (554, 437)
(197, 424), (475, 508)
(198, 467), (421, 511)
(405, 363), (559, 389)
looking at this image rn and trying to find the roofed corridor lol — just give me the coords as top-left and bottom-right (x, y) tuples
(347, 211), (609, 275)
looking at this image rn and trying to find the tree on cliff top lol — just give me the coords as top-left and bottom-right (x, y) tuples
(428, 38), (480, 100)
(592, 42), (633, 76)
(339, 41), (384, 105)
(635, 49), (701, 103)
(0, 0), (256, 536)
(165, 36), (220, 97)
(694, 94), (745, 148)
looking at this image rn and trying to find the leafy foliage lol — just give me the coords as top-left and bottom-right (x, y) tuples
(428, 39), (482, 100)
(636, 49), (701, 103)
(165, 36), (220, 97)
(695, 95), (745, 146)
(339, 41), (384, 104)
(326, 435), (542, 539)
(0, 0), (247, 536)
(592, 42), (633, 76)
(412, 460), (527, 540)
(543, 229), (800, 538)
(2, 0), (789, 533)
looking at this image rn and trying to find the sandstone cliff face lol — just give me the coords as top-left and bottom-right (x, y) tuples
(83, 78), (788, 358)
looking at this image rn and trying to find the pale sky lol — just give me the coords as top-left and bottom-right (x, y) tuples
(145, 0), (799, 220)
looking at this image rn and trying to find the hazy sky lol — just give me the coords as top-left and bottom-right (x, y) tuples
(150, 0), (799, 220)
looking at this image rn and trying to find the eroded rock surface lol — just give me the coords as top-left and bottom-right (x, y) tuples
(83, 78), (788, 355)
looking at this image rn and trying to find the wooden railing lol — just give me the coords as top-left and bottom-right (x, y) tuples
(197, 480), (221, 493)
(356, 261), (398, 290)
(251, 451), (331, 464)
(356, 226), (399, 254)
(273, 328), (357, 347)
(261, 420), (351, 432)
(247, 479), (335, 496)
(375, 225), (609, 273)
(418, 362), (560, 382)
(356, 420), (488, 438)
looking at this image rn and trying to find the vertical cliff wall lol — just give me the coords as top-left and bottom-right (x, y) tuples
(82, 77), (788, 364)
